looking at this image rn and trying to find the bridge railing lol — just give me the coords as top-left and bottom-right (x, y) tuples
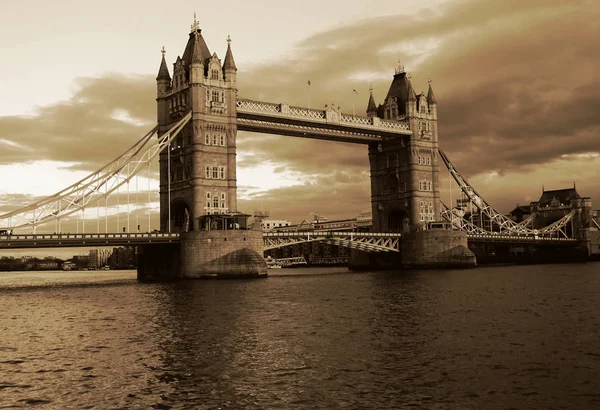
(0, 232), (181, 241)
(467, 233), (578, 242)
(262, 231), (402, 237)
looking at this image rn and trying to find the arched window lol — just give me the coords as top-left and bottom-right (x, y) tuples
(212, 135), (217, 145)
(219, 166), (225, 179)
(211, 69), (219, 80)
(205, 165), (210, 178)
(220, 135), (225, 146)
(212, 166), (218, 179)
(205, 134), (210, 145)
(213, 197), (219, 208)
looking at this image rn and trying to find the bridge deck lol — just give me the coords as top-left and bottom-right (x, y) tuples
(0, 233), (181, 249)
(0, 231), (579, 250)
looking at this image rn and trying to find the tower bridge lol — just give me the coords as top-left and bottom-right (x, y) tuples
(1, 16), (598, 277)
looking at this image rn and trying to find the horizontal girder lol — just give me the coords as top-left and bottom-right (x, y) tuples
(236, 98), (411, 143)
(263, 231), (401, 252)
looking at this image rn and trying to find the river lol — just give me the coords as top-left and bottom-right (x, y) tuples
(1, 264), (599, 409)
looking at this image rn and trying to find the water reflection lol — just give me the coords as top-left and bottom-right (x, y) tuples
(1, 265), (599, 408)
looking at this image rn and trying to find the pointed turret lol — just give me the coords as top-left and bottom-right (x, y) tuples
(191, 32), (204, 65)
(366, 86), (377, 117)
(407, 77), (417, 102)
(223, 35), (237, 71)
(156, 47), (171, 82)
(190, 32), (205, 83)
(156, 47), (171, 126)
(427, 80), (436, 105)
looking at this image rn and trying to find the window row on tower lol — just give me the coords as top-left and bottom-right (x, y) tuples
(205, 134), (226, 146)
(205, 192), (227, 214)
(205, 165), (226, 179)
(420, 200), (434, 222)
(419, 180), (432, 191)
(417, 155), (432, 166)
(207, 89), (225, 103)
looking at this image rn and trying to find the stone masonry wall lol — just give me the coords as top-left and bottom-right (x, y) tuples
(180, 229), (267, 278)
(402, 229), (476, 268)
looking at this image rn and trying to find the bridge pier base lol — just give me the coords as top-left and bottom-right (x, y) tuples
(349, 229), (476, 270)
(137, 230), (267, 280)
(179, 230), (267, 278)
(402, 229), (476, 269)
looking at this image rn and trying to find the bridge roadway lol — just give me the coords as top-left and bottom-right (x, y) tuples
(0, 231), (578, 250)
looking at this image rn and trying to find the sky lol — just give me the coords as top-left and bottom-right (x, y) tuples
(1, 0), (600, 259)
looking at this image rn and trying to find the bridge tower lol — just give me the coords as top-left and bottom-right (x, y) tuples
(156, 15), (238, 233)
(367, 65), (440, 233)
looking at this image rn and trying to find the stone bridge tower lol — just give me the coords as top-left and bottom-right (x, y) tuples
(156, 16), (238, 232)
(367, 66), (440, 233)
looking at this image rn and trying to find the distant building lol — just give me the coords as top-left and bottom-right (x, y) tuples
(88, 249), (112, 269)
(72, 255), (89, 269)
(508, 205), (532, 223)
(108, 247), (136, 269)
(261, 219), (292, 231)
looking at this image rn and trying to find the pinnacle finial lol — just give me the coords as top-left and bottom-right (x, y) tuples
(369, 85), (373, 93)
(191, 12), (199, 33)
(395, 59), (405, 75)
(428, 78), (432, 85)
(227, 35), (231, 44)
(161, 46), (166, 57)
(407, 73), (412, 80)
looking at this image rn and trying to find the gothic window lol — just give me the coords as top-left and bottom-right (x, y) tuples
(213, 197), (219, 208)
(205, 165), (210, 178)
(220, 92), (224, 103)
(186, 162), (192, 179)
(418, 156), (422, 165)
(205, 134), (210, 145)
(219, 166), (225, 179)
(419, 180), (432, 191)
(220, 192), (226, 208)
(220, 135), (225, 146)
(211, 69), (219, 80)
(212, 90), (219, 101)
(212, 166), (218, 179)
(206, 89), (210, 100)
(212, 135), (217, 145)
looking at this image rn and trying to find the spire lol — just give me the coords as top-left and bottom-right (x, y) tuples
(156, 46), (171, 81)
(191, 31), (204, 64)
(427, 78), (437, 104)
(223, 35), (237, 71)
(407, 74), (417, 102)
(190, 12), (199, 33)
(367, 86), (377, 115)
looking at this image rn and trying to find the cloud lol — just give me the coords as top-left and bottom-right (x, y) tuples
(1, 0), (600, 227)
(0, 74), (155, 171)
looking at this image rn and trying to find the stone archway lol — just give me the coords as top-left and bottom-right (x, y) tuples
(171, 200), (192, 233)
(388, 209), (409, 233)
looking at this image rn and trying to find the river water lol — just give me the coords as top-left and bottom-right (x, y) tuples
(1, 264), (599, 409)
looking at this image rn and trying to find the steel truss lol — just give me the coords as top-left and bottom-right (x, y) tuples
(263, 231), (401, 253)
(0, 113), (192, 231)
(438, 149), (576, 238)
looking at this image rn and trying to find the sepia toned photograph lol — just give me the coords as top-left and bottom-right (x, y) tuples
(1, 0), (599, 408)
